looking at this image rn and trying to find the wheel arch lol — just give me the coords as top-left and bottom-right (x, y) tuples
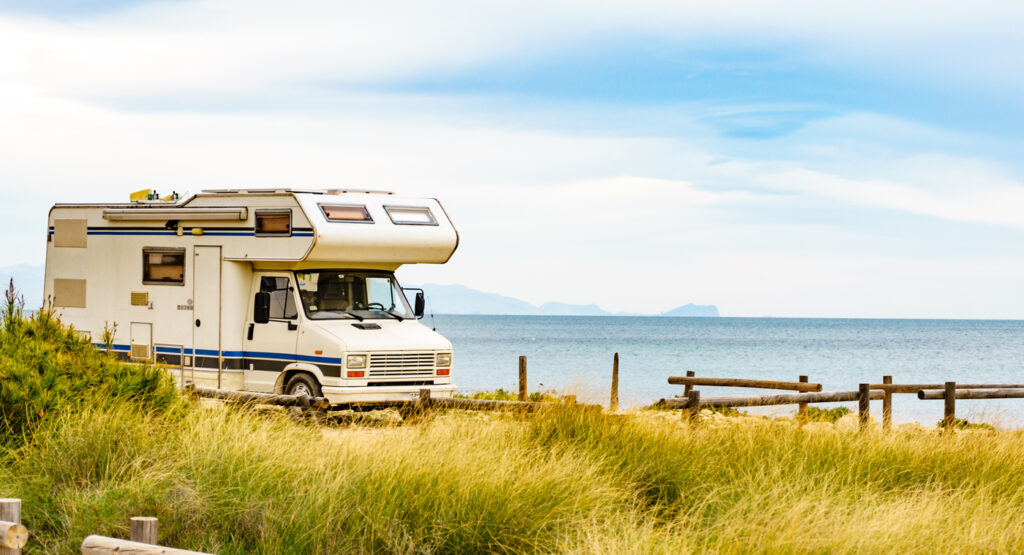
(274, 362), (326, 394)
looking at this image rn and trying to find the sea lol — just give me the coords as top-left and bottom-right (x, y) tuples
(431, 315), (1024, 426)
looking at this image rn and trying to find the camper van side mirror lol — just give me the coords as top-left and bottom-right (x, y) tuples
(254, 291), (271, 324)
(414, 291), (425, 319)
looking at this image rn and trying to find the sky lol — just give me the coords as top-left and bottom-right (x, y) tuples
(1, 0), (1023, 318)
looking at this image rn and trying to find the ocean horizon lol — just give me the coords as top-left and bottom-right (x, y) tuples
(432, 314), (1024, 426)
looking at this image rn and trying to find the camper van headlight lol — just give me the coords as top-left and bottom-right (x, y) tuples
(346, 354), (368, 369)
(436, 353), (452, 368)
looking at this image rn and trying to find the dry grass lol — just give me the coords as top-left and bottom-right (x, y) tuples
(2, 401), (1024, 553)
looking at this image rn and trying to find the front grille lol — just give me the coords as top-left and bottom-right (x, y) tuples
(368, 352), (435, 377)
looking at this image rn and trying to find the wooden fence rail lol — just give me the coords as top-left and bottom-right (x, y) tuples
(81, 535), (211, 555)
(872, 383), (1024, 393)
(668, 376), (822, 392)
(660, 389), (883, 409)
(81, 515), (213, 555)
(917, 388), (1024, 400)
(186, 385), (329, 409)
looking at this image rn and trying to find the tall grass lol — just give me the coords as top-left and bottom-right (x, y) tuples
(5, 402), (1024, 553)
(4, 283), (1024, 552)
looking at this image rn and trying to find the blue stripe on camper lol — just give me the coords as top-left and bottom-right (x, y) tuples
(131, 345), (339, 365)
(83, 231), (314, 237)
(93, 343), (130, 351)
(242, 351), (340, 364)
(88, 231), (177, 236)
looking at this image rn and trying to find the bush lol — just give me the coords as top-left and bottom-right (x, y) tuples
(936, 417), (995, 431)
(0, 280), (178, 441)
(456, 388), (561, 402)
(806, 406), (851, 423)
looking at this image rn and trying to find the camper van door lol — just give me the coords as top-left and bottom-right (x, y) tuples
(243, 273), (300, 392)
(193, 246), (223, 387)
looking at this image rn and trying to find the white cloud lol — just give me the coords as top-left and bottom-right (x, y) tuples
(1, 0), (1023, 318)
(1, 0), (1022, 101)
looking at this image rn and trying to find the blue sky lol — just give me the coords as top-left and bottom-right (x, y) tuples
(1, 0), (1022, 317)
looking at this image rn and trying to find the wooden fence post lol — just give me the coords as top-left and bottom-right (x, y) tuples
(0, 498), (23, 555)
(858, 383), (870, 430)
(130, 517), (158, 545)
(685, 390), (701, 425)
(418, 388), (432, 412)
(518, 356), (527, 402)
(682, 370), (695, 397)
(944, 381), (956, 430)
(882, 375), (893, 431)
(798, 375), (809, 424)
(610, 352), (619, 411)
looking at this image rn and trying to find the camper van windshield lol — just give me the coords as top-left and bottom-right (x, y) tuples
(294, 271), (414, 320)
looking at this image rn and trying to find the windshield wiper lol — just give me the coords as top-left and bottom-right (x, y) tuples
(342, 311), (365, 321)
(378, 310), (404, 321)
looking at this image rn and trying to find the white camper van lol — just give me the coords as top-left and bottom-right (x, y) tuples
(42, 188), (458, 404)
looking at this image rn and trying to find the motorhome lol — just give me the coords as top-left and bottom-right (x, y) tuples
(42, 188), (458, 404)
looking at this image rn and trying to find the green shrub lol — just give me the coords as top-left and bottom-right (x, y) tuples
(455, 388), (561, 402)
(0, 280), (178, 441)
(806, 405), (851, 423)
(937, 417), (995, 431)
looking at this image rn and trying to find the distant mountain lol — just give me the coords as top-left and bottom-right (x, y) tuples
(418, 283), (539, 315)
(419, 282), (718, 317)
(0, 264), (44, 309)
(661, 303), (720, 317)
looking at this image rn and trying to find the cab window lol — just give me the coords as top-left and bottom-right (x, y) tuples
(260, 276), (297, 319)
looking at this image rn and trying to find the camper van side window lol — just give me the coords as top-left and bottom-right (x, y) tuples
(260, 277), (297, 319)
(319, 204), (373, 223)
(255, 210), (292, 236)
(384, 205), (438, 226)
(142, 248), (185, 285)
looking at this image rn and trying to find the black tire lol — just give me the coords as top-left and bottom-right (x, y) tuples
(285, 373), (322, 398)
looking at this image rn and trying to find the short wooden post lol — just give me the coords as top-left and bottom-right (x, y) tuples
(682, 370), (695, 397)
(418, 388), (432, 411)
(518, 356), (527, 402)
(858, 383), (870, 430)
(0, 499), (22, 555)
(130, 517), (158, 545)
(882, 375), (893, 431)
(944, 381), (956, 430)
(609, 352), (619, 411)
(685, 390), (700, 425)
(797, 375), (809, 424)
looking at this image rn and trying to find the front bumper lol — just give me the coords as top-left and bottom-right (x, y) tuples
(321, 383), (457, 404)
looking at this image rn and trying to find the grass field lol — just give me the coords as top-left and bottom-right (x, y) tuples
(4, 287), (1024, 553)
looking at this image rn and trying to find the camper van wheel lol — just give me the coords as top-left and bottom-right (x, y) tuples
(285, 373), (322, 398)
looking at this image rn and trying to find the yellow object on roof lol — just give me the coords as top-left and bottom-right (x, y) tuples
(130, 189), (155, 201)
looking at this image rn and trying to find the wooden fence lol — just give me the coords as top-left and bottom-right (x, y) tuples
(81, 515), (212, 554)
(661, 372), (1024, 430)
(0, 500), (211, 554)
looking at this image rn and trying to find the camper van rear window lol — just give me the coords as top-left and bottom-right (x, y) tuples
(142, 248), (185, 285)
(384, 205), (437, 226)
(255, 210), (292, 236)
(320, 204), (373, 223)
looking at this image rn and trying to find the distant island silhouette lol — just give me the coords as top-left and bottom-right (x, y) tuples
(417, 283), (719, 317)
